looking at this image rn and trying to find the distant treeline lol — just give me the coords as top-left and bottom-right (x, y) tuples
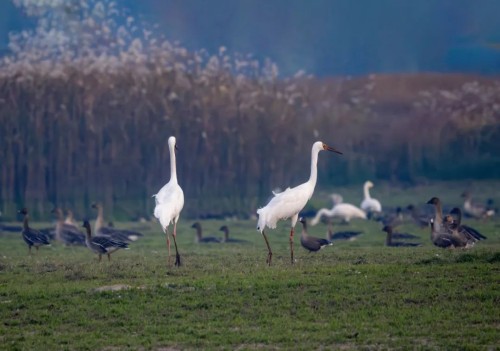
(0, 1), (498, 220)
(1, 70), (498, 220)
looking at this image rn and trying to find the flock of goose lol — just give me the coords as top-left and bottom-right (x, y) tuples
(7, 137), (495, 266)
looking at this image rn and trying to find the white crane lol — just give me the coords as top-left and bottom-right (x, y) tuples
(360, 180), (382, 217)
(310, 193), (367, 225)
(153, 136), (184, 266)
(256, 141), (342, 265)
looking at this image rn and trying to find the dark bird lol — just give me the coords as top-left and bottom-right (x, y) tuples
(52, 208), (86, 246)
(326, 220), (363, 241)
(377, 207), (404, 228)
(91, 203), (143, 242)
(18, 208), (50, 254)
(406, 204), (431, 228)
(444, 207), (487, 248)
(461, 191), (495, 219)
(382, 225), (421, 247)
(299, 217), (332, 252)
(219, 225), (248, 243)
(81, 220), (128, 262)
(191, 222), (221, 243)
(427, 197), (485, 249)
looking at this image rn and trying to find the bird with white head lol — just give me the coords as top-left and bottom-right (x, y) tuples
(256, 141), (342, 265)
(153, 136), (184, 266)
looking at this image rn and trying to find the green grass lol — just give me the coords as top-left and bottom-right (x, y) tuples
(1, 197), (499, 349)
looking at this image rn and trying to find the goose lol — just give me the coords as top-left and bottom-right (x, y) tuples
(191, 222), (221, 243)
(64, 209), (78, 227)
(152, 136), (184, 266)
(81, 220), (128, 261)
(461, 191), (495, 219)
(426, 197), (457, 248)
(406, 204), (430, 228)
(91, 203), (143, 242)
(52, 208), (86, 246)
(382, 225), (421, 247)
(299, 217), (332, 252)
(219, 225), (249, 243)
(18, 208), (50, 254)
(360, 181), (382, 218)
(444, 208), (486, 248)
(311, 194), (366, 225)
(256, 141), (342, 265)
(326, 220), (363, 241)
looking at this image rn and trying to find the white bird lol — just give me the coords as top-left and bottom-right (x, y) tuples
(310, 194), (366, 225)
(256, 141), (342, 265)
(360, 180), (382, 218)
(153, 136), (184, 266)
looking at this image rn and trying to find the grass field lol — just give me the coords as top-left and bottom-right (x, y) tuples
(1, 185), (499, 350)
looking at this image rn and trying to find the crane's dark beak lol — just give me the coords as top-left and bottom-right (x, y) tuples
(323, 144), (343, 155)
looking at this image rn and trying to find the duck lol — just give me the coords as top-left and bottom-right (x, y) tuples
(52, 208), (86, 246)
(18, 208), (50, 254)
(443, 207), (487, 248)
(311, 194), (366, 225)
(219, 225), (248, 243)
(299, 217), (332, 252)
(382, 225), (421, 247)
(360, 181), (382, 218)
(81, 220), (128, 261)
(191, 222), (221, 243)
(91, 203), (143, 242)
(326, 220), (363, 241)
(461, 191), (495, 219)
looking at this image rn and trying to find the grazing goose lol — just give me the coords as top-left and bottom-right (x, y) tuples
(326, 220), (363, 241)
(91, 203), (143, 242)
(444, 208), (486, 248)
(81, 220), (128, 261)
(382, 225), (421, 247)
(152, 136), (184, 266)
(53, 208), (86, 246)
(191, 222), (221, 243)
(256, 141), (342, 265)
(311, 194), (366, 225)
(406, 204), (431, 228)
(461, 191), (495, 219)
(378, 207), (404, 228)
(360, 181), (382, 218)
(299, 217), (332, 252)
(18, 208), (50, 254)
(219, 225), (248, 243)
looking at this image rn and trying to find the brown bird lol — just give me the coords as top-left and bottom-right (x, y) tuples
(18, 208), (50, 254)
(299, 217), (332, 253)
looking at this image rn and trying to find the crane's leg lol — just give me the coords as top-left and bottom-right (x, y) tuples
(289, 227), (295, 264)
(261, 230), (273, 266)
(165, 227), (171, 266)
(172, 220), (181, 267)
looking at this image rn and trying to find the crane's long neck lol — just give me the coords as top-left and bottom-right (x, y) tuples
(363, 184), (371, 200)
(308, 147), (320, 189)
(95, 206), (104, 234)
(170, 144), (178, 184)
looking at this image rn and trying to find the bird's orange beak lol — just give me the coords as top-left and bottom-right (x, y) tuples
(323, 143), (343, 155)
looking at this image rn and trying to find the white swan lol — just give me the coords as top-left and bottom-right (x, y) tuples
(360, 180), (382, 217)
(311, 193), (366, 225)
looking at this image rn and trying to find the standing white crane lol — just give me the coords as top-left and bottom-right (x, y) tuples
(256, 141), (342, 265)
(153, 136), (184, 266)
(360, 180), (382, 218)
